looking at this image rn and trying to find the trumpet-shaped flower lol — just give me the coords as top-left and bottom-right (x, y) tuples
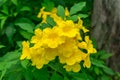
(65, 50), (83, 65)
(31, 28), (44, 48)
(44, 48), (59, 61)
(43, 27), (65, 48)
(85, 36), (97, 54)
(64, 63), (81, 72)
(30, 47), (49, 69)
(83, 54), (91, 68)
(31, 28), (43, 43)
(37, 7), (58, 23)
(58, 38), (77, 57)
(20, 6), (97, 72)
(58, 20), (79, 38)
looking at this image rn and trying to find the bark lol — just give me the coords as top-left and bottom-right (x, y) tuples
(91, 0), (120, 72)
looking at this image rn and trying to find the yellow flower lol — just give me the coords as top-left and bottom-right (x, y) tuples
(64, 63), (81, 72)
(44, 48), (59, 61)
(30, 47), (49, 69)
(37, 7), (58, 23)
(20, 41), (31, 60)
(58, 38), (77, 57)
(31, 28), (44, 48)
(58, 20), (79, 38)
(76, 17), (89, 33)
(73, 63), (81, 72)
(83, 54), (91, 68)
(78, 42), (87, 49)
(58, 54), (66, 64)
(65, 49), (83, 65)
(37, 7), (51, 23)
(31, 28), (43, 43)
(78, 36), (97, 54)
(65, 7), (69, 16)
(82, 26), (89, 33)
(33, 56), (48, 69)
(59, 46), (84, 66)
(37, 7), (45, 18)
(50, 14), (63, 24)
(75, 17), (83, 29)
(85, 36), (97, 54)
(75, 32), (82, 41)
(43, 27), (65, 48)
(20, 6), (97, 72)
(51, 8), (57, 14)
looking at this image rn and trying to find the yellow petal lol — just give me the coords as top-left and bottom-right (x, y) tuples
(82, 26), (89, 33)
(20, 41), (31, 60)
(72, 63), (81, 72)
(78, 42), (87, 49)
(83, 54), (91, 68)
(65, 7), (69, 16)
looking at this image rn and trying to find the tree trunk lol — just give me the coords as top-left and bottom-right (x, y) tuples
(91, 0), (120, 72)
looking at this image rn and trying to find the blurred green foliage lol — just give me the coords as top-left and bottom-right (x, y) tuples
(0, 0), (116, 80)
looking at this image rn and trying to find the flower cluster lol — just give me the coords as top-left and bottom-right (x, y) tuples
(20, 7), (97, 72)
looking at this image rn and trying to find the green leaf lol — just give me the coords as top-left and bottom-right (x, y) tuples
(1, 5), (9, 15)
(4, 62), (23, 80)
(5, 24), (16, 45)
(70, 2), (86, 15)
(40, 23), (50, 30)
(48, 61), (66, 76)
(0, 45), (5, 49)
(42, 0), (54, 11)
(0, 62), (6, 70)
(0, 50), (20, 80)
(16, 41), (22, 48)
(91, 58), (114, 75)
(57, 5), (65, 19)
(0, 14), (4, 19)
(94, 67), (100, 75)
(15, 18), (35, 33)
(15, 23), (33, 33)
(67, 15), (78, 22)
(13, 12), (18, 17)
(100, 53), (113, 60)
(20, 6), (31, 11)
(11, 0), (17, 5)
(33, 68), (49, 80)
(19, 30), (33, 39)
(15, 17), (33, 24)
(51, 72), (63, 80)
(101, 75), (111, 80)
(5, 60), (18, 69)
(35, 23), (41, 29)
(24, 69), (33, 80)
(0, 0), (4, 7)
(117, 72), (120, 77)
(46, 16), (56, 27)
(102, 66), (114, 75)
(68, 72), (92, 80)
(21, 59), (29, 69)
(0, 69), (6, 80)
(78, 14), (89, 18)
(64, 77), (69, 80)
(91, 58), (105, 68)
(0, 50), (20, 62)
(0, 17), (7, 29)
